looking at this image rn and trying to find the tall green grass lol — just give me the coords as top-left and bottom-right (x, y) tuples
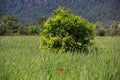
(0, 36), (120, 80)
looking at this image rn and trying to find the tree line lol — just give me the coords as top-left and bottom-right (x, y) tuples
(0, 15), (120, 36)
(0, 15), (47, 36)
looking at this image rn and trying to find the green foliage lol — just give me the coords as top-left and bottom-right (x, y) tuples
(112, 21), (120, 29)
(95, 26), (106, 36)
(107, 21), (120, 36)
(17, 24), (28, 35)
(34, 16), (48, 26)
(41, 7), (95, 52)
(0, 15), (28, 35)
(27, 17), (47, 35)
(99, 29), (106, 36)
(1, 15), (17, 23)
(0, 22), (7, 35)
(28, 25), (39, 35)
(1, 15), (19, 35)
(117, 24), (120, 35)
(95, 21), (106, 36)
(0, 38), (1, 48)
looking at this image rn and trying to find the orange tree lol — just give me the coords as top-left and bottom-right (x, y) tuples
(40, 7), (95, 52)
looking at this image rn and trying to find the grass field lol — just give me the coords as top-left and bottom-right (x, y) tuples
(0, 36), (120, 80)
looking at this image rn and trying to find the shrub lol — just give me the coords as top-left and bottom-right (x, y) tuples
(40, 7), (95, 52)
(0, 22), (7, 36)
(94, 21), (106, 36)
(116, 24), (120, 35)
(107, 21), (120, 36)
(1, 15), (20, 35)
(28, 25), (39, 35)
(99, 29), (106, 36)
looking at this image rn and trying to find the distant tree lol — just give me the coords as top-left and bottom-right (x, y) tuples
(95, 21), (106, 36)
(17, 23), (28, 35)
(0, 15), (28, 35)
(1, 15), (19, 35)
(28, 25), (39, 35)
(34, 16), (48, 32)
(99, 29), (106, 36)
(0, 22), (7, 36)
(40, 7), (95, 52)
(35, 16), (48, 26)
(107, 21), (120, 36)
(116, 24), (120, 35)
(27, 16), (48, 35)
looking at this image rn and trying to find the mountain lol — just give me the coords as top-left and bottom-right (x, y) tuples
(0, 0), (120, 26)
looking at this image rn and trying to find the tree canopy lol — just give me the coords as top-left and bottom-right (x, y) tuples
(40, 7), (95, 52)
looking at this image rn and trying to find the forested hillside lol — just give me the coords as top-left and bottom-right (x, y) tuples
(0, 0), (120, 26)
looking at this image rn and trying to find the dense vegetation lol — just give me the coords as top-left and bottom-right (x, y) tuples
(0, 15), (28, 35)
(0, 15), (47, 36)
(0, 14), (120, 36)
(0, 0), (120, 25)
(41, 7), (95, 52)
(0, 36), (120, 80)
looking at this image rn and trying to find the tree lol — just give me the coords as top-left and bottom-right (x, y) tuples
(28, 25), (39, 35)
(35, 16), (48, 26)
(107, 21), (120, 36)
(29, 16), (48, 35)
(0, 15), (28, 35)
(99, 29), (106, 36)
(0, 22), (7, 36)
(17, 23), (28, 35)
(95, 21), (106, 36)
(1, 15), (19, 35)
(40, 7), (95, 52)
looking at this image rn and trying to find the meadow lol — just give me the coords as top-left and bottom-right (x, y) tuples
(0, 36), (120, 80)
